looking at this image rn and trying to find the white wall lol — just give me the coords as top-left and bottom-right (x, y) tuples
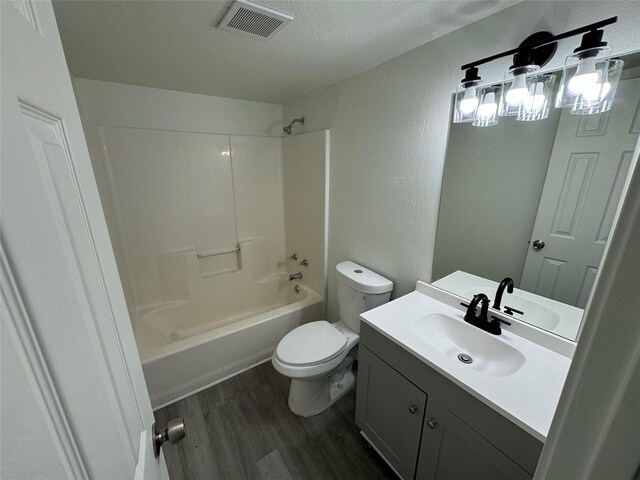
(283, 1), (640, 323)
(75, 78), (283, 136)
(282, 130), (330, 297)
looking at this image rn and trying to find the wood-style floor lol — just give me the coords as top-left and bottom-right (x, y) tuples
(154, 361), (396, 480)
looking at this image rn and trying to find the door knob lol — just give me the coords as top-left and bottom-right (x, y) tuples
(408, 405), (418, 414)
(153, 418), (185, 458)
(427, 419), (437, 429)
(532, 240), (545, 251)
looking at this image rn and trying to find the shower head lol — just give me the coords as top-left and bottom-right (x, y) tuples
(283, 116), (304, 135)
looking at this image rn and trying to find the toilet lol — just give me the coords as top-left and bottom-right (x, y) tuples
(272, 260), (393, 416)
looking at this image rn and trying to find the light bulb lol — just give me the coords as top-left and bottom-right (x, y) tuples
(459, 85), (479, 114)
(582, 81), (611, 102)
(523, 94), (545, 113)
(523, 82), (546, 113)
(477, 92), (497, 119)
(505, 73), (528, 106)
(567, 56), (598, 95)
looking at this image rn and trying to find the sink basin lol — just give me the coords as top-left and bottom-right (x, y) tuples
(412, 313), (525, 377)
(463, 287), (561, 331)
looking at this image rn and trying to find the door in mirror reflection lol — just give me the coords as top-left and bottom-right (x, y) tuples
(521, 77), (639, 308)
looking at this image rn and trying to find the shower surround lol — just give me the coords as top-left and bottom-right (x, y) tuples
(77, 79), (328, 407)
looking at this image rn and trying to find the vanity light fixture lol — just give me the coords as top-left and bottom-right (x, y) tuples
(517, 74), (556, 122)
(455, 17), (619, 126)
(556, 32), (624, 114)
(501, 33), (556, 117)
(472, 85), (503, 127)
(453, 67), (481, 123)
(570, 58), (623, 115)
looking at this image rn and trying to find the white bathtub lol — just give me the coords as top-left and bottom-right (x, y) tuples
(135, 283), (323, 408)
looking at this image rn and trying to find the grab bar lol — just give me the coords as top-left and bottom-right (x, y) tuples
(196, 246), (239, 258)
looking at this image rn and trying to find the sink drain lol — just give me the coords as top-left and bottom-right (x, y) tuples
(457, 353), (473, 364)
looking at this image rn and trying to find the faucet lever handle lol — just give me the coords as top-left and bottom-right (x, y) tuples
(491, 315), (512, 326)
(504, 305), (524, 316)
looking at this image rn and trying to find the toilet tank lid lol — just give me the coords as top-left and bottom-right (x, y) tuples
(336, 261), (393, 294)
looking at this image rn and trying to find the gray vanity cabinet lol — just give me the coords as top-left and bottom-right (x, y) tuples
(356, 324), (542, 480)
(417, 399), (531, 480)
(355, 346), (427, 479)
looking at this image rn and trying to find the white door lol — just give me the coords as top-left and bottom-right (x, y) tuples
(1, 1), (170, 478)
(521, 78), (640, 308)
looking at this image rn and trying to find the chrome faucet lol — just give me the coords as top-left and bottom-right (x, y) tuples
(289, 272), (303, 281)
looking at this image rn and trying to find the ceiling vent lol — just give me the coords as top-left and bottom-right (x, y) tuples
(216, 0), (292, 41)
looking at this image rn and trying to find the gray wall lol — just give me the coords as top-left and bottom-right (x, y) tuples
(432, 109), (561, 286)
(283, 1), (640, 323)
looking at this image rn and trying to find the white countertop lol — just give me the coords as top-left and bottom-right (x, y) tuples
(433, 271), (584, 340)
(360, 281), (573, 442)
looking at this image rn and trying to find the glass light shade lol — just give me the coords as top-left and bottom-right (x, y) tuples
(472, 85), (503, 127)
(570, 58), (623, 115)
(556, 46), (613, 109)
(501, 65), (540, 116)
(517, 74), (556, 122)
(454, 81), (480, 123)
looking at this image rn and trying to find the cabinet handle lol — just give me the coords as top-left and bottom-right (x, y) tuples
(427, 419), (436, 429)
(408, 405), (418, 414)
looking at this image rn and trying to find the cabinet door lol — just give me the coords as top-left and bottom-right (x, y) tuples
(416, 399), (532, 480)
(356, 347), (427, 479)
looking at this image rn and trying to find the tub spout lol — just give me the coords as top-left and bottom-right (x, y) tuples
(289, 272), (303, 281)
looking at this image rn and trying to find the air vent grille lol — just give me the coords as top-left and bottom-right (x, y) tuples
(217, 0), (292, 41)
(228, 8), (282, 38)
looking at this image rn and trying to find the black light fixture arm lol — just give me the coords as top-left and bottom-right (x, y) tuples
(460, 16), (617, 71)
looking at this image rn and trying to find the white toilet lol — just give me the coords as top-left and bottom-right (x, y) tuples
(272, 260), (393, 416)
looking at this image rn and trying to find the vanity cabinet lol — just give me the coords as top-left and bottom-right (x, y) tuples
(356, 347), (427, 479)
(417, 399), (530, 480)
(356, 323), (542, 480)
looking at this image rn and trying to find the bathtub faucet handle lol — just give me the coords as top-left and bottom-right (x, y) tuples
(299, 259), (308, 267)
(288, 253), (298, 261)
(289, 272), (303, 281)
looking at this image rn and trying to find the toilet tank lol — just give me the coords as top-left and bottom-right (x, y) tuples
(336, 261), (393, 333)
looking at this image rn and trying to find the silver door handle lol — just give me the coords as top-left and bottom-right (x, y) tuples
(532, 240), (545, 251)
(153, 418), (185, 458)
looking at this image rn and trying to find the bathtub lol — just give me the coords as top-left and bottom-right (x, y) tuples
(135, 283), (323, 408)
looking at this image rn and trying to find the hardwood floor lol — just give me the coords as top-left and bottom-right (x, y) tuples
(154, 361), (396, 479)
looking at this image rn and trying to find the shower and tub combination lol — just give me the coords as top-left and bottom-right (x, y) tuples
(81, 90), (330, 407)
(138, 265), (323, 407)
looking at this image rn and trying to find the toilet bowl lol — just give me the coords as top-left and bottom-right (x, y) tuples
(272, 261), (393, 416)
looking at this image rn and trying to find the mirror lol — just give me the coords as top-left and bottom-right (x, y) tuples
(433, 51), (640, 341)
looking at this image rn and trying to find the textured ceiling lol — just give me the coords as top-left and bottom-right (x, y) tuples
(53, 0), (518, 104)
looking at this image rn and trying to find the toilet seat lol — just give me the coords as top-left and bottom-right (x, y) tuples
(275, 321), (347, 366)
